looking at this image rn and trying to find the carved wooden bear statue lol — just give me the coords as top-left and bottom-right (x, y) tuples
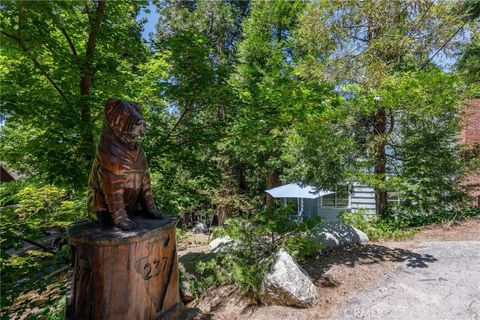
(87, 98), (162, 231)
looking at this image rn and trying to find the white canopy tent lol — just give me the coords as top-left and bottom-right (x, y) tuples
(265, 183), (334, 216)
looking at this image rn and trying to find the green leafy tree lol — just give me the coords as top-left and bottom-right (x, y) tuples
(458, 31), (480, 98)
(1, 0), (150, 184)
(152, 0), (250, 223)
(227, 0), (330, 209)
(291, 0), (471, 216)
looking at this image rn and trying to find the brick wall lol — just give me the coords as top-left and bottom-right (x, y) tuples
(460, 99), (480, 204)
(460, 99), (480, 145)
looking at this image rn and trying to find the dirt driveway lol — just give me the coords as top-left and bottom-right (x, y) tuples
(187, 217), (480, 320)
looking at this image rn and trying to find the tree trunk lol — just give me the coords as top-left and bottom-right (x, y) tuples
(236, 163), (247, 193)
(266, 169), (280, 210)
(79, 0), (106, 161)
(373, 108), (387, 217)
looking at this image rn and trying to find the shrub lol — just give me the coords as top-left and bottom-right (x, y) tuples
(1, 181), (86, 250)
(192, 207), (324, 298)
(340, 207), (480, 241)
(388, 207), (480, 228)
(339, 210), (416, 241)
(0, 179), (86, 313)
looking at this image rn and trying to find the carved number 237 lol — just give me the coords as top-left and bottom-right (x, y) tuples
(142, 257), (167, 280)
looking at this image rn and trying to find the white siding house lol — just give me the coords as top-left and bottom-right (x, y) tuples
(267, 183), (377, 222)
(350, 184), (376, 213)
(301, 184), (376, 221)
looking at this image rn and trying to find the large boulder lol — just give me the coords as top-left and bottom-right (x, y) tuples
(260, 248), (318, 308)
(314, 221), (368, 252)
(209, 236), (234, 253)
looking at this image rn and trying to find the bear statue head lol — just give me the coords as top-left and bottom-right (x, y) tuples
(104, 98), (146, 145)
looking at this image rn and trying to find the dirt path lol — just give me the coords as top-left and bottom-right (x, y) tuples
(186, 217), (480, 320)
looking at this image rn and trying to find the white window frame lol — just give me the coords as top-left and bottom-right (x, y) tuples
(322, 185), (349, 208)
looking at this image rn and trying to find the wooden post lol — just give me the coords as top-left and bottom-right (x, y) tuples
(66, 217), (183, 320)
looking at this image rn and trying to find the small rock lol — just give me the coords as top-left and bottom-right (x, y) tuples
(314, 222), (368, 252)
(192, 222), (209, 234)
(180, 278), (194, 303)
(260, 248), (318, 308)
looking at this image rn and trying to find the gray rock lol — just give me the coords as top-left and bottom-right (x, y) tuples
(180, 278), (194, 303)
(192, 222), (209, 234)
(314, 222), (368, 252)
(209, 236), (233, 253)
(178, 251), (216, 303)
(178, 263), (195, 303)
(260, 248), (318, 308)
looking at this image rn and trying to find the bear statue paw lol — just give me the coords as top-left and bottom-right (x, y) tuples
(144, 207), (163, 220)
(115, 216), (137, 231)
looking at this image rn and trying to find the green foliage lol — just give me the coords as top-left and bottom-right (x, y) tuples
(0, 179), (84, 316)
(0, 0), (151, 184)
(457, 27), (479, 97)
(386, 71), (465, 210)
(190, 259), (230, 298)
(340, 207), (480, 241)
(290, 1), (471, 216)
(339, 210), (416, 241)
(287, 69), (468, 216)
(227, 0), (330, 192)
(386, 207), (480, 229)
(193, 207), (324, 298)
(0, 179), (86, 249)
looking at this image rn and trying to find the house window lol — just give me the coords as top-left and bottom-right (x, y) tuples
(322, 193), (335, 207)
(322, 185), (349, 208)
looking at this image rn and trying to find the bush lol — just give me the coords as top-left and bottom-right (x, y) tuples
(340, 207), (480, 241)
(0, 179), (86, 314)
(339, 210), (416, 241)
(192, 207), (324, 298)
(0, 180), (86, 248)
(388, 207), (480, 228)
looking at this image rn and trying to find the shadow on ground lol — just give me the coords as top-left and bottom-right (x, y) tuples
(304, 243), (438, 285)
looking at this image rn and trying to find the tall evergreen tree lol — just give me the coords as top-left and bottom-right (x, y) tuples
(228, 0), (333, 209)
(152, 0), (250, 222)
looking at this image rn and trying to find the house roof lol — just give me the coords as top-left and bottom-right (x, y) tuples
(265, 183), (334, 199)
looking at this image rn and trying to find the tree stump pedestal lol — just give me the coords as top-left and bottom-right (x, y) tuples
(66, 216), (183, 320)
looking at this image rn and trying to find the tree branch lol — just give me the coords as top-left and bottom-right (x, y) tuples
(387, 114), (395, 135)
(58, 25), (78, 57)
(386, 153), (403, 160)
(46, 5), (79, 57)
(351, 35), (369, 43)
(1, 31), (70, 104)
(80, 0), (106, 96)
(164, 106), (190, 141)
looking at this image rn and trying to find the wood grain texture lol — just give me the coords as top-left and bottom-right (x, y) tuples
(66, 216), (183, 320)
